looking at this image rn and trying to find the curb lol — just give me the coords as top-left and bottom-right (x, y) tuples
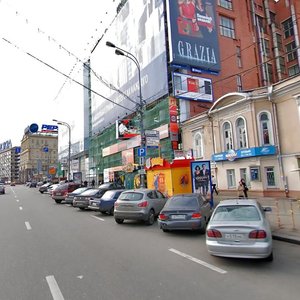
(272, 233), (300, 245)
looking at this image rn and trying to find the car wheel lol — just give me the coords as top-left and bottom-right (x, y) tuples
(162, 229), (169, 233)
(115, 218), (124, 224)
(55, 200), (62, 204)
(40, 191), (44, 194)
(264, 252), (274, 262)
(109, 207), (114, 216)
(146, 209), (155, 225)
(79, 207), (85, 210)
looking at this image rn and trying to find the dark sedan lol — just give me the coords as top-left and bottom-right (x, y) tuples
(73, 188), (107, 210)
(65, 187), (91, 205)
(158, 193), (212, 233)
(0, 184), (5, 194)
(88, 189), (125, 215)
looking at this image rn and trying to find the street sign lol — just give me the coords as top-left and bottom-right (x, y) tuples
(145, 130), (160, 148)
(138, 147), (146, 157)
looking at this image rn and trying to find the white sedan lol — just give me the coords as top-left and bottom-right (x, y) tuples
(206, 199), (273, 261)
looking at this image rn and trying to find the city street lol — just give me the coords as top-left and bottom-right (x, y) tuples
(0, 186), (299, 300)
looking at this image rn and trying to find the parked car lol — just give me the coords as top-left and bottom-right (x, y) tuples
(88, 189), (125, 215)
(206, 199), (273, 261)
(65, 187), (92, 205)
(39, 182), (52, 194)
(73, 188), (107, 210)
(114, 189), (167, 225)
(158, 193), (212, 233)
(52, 182), (81, 203)
(0, 183), (5, 194)
(98, 182), (125, 190)
(47, 184), (60, 196)
(29, 181), (37, 188)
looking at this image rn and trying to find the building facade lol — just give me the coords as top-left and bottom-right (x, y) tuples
(181, 75), (300, 197)
(19, 133), (58, 183)
(0, 146), (21, 183)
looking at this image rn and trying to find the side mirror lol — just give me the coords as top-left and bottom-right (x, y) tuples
(263, 206), (272, 212)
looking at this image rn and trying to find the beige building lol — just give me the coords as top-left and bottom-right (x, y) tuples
(19, 132), (58, 183)
(181, 75), (300, 198)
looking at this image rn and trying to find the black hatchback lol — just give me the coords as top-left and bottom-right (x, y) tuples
(73, 188), (107, 210)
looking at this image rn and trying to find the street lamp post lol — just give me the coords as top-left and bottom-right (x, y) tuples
(106, 41), (146, 188)
(53, 119), (71, 182)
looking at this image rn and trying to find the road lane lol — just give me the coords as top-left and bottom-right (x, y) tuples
(0, 185), (299, 300)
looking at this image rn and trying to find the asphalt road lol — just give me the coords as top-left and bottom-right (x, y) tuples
(0, 185), (299, 300)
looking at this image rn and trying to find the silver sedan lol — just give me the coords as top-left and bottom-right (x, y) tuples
(206, 199), (273, 261)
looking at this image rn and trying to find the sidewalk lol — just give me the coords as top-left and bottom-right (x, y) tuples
(212, 194), (300, 245)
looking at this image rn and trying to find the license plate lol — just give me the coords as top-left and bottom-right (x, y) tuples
(171, 214), (186, 220)
(92, 203), (97, 207)
(56, 193), (61, 196)
(225, 233), (244, 240)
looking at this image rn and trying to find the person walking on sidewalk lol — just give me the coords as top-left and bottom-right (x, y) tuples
(241, 178), (248, 198)
(237, 181), (244, 198)
(211, 175), (218, 195)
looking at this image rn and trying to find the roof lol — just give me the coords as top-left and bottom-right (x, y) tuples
(217, 199), (259, 206)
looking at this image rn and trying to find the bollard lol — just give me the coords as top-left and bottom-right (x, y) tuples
(275, 199), (282, 228)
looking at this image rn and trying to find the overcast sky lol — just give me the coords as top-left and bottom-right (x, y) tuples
(0, 0), (118, 146)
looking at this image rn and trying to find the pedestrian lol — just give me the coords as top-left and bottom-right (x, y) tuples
(237, 181), (244, 198)
(83, 180), (88, 187)
(240, 178), (248, 198)
(91, 179), (95, 187)
(211, 175), (218, 195)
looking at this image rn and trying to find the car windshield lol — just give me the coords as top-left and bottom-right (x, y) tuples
(118, 192), (143, 201)
(55, 183), (69, 191)
(212, 205), (261, 221)
(99, 183), (111, 189)
(165, 196), (198, 209)
(101, 190), (116, 200)
(80, 189), (100, 196)
(73, 187), (88, 194)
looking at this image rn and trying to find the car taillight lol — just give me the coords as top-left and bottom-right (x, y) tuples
(159, 213), (168, 221)
(114, 202), (119, 208)
(63, 191), (68, 196)
(249, 230), (267, 239)
(191, 212), (202, 219)
(138, 201), (148, 207)
(206, 229), (222, 238)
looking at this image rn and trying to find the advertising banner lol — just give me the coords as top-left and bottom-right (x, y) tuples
(191, 160), (213, 206)
(91, 0), (168, 135)
(173, 72), (213, 101)
(166, 0), (220, 72)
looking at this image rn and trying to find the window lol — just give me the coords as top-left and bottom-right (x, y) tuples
(193, 132), (203, 158)
(236, 46), (242, 68)
(286, 41), (297, 62)
(219, 0), (232, 10)
(267, 63), (273, 83)
(236, 75), (242, 92)
(240, 168), (248, 186)
(276, 33), (283, 51)
(220, 16), (235, 39)
(263, 39), (270, 57)
(265, 167), (276, 187)
(236, 118), (247, 148)
(226, 169), (236, 188)
(279, 56), (286, 74)
(259, 112), (273, 145)
(282, 17), (294, 39)
(223, 122), (233, 151)
(288, 64), (300, 76)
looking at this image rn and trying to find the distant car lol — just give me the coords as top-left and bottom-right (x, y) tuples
(29, 181), (37, 188)
(206, 199), (273, 261)
(39, 182), (52, 194)
(88, 189), (125, 215)
(65, 187), (92, 205)
(114, 189), (167, 225)
(47, 184), (60, 196)
(98, 182), (125, 190)
(158, 193), (212, 233)
(10, 182), (16, 186)
(0, 183), (5, 194)
(73, 188), (107, 210)
(52, 182), (81, 203)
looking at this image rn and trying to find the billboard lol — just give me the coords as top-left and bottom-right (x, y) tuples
(91, 0), (168, 135)
(173, 71), (213, 101)
(166, 0), (220, 72)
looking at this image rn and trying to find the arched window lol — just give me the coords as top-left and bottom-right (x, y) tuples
(259, 112), (273, 145)
(223, 121), (233, 151)
(193, 132), (203, 158)
(236, 117), (248, 148)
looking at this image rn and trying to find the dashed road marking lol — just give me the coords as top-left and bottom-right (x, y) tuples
(91, 215), (105, 221)
(19, 206), (23, 210)
(169, 248), (227, 274)
(46, 275), (65, 300)
(25, 222), (32, 230)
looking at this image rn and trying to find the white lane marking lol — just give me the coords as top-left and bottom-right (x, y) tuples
(91, 215), (105, 221)
(19, 206), (23, 210)
(16, 199), (20, 202)
(168, 248), (227, 274)
(46, 275), (65, 300)
(25, 222), (32, 230)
